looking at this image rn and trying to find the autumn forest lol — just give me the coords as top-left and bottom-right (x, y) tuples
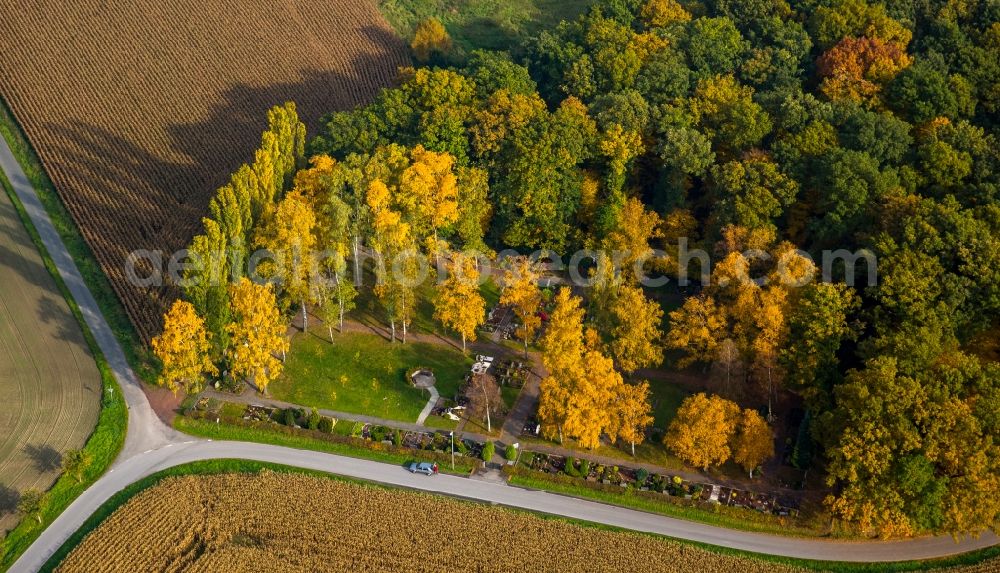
(152, 0), (1000, 541)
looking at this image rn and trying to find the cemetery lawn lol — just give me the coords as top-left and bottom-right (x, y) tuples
(269, 330), (472, 423)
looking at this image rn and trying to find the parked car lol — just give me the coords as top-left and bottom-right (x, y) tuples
(408, 462), (438, 475)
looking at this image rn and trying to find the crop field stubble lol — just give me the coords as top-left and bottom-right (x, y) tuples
(0, 0), (409, 341)
(53, 471), (1000, 573)
(55, 471), (800, 573)
(0, 177), (99, 535)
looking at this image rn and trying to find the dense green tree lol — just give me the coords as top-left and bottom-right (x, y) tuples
(683, 17), (748, 78)
(591, 90), (651, 134)
(634, 48), (691, 105)
(886, 60), (961, 123)
(689, 75), (772, 157)
(277, 0), (1000, 539)
(781, 283), (860, 410)
(808, 149), (897, 245)
(807, 0), (911, 51)
(833, 104), (912, 167)
(464, 50), (537, 99)
(709, 156), (798, 232)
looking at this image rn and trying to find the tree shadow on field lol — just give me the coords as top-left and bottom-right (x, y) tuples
(0, 192), (84, 346)
(0, 484), (18, 515)
(165, 23), (410, 197)
(40, 23), (407, 339)
(22, 444), (62, 473)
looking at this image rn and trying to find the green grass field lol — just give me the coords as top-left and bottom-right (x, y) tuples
(269, 330), (472, 423)
(648, 378), (687, 428)
(351, 265), (501, 340)
(379, 0), (593, 53)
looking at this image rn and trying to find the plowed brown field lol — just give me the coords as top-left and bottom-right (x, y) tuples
(0, 0), (408, 340)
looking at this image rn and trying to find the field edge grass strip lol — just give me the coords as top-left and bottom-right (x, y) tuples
(173, 416), (478, 476)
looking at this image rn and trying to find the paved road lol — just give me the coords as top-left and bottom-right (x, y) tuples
(10, 440), (1000, 571)
(2, 132), (998, 572)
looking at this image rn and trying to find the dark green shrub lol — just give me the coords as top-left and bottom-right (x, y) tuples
(307, 408), (321, 430)
(636, 468), (649, 485)
(482, 441), (495, 462)
(455, 438), (468, 455)
(393, 429), (403, 447)
(432, 433), (449, 451)
(317, 417), (334, 433)
(564, 456), (578, 477)
(371, 425), (387, 442)
(579, 459), (591, 477)
(791, 410), (814, 470)
(283, 408), (297, 427)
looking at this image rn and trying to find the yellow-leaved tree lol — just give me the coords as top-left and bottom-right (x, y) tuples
(538, 287), (587, 443)
(255, 189), (317, 331)
(227, 278), (289, 394)
(666, 295), (726, 367)
(603, 197), (663, 282)
(607, 283), (664, 374)
(537, 287), (653, 450)
(411, 17), (452, 63)
(540, 287), (586, 375)
(400, 145), (459, 267)
(752, 285), (789, 420)
(664, 393), (740, 470)
(731, 408), (774, 478)
(433, 253), (486, 351)
(367, 178), (416, 342)
(608, 380), (655, 456)
(562, 349), (619, 450)
(152, 300), (217, 395)
(499, 256), (542, 357)
(640, 0), (691, 27)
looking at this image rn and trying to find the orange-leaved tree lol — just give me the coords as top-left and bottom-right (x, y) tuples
(664, 393), (740, 470)
(732, 408), (775, 478)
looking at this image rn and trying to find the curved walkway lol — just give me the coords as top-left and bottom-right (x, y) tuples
(2, 133), (998, 572)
